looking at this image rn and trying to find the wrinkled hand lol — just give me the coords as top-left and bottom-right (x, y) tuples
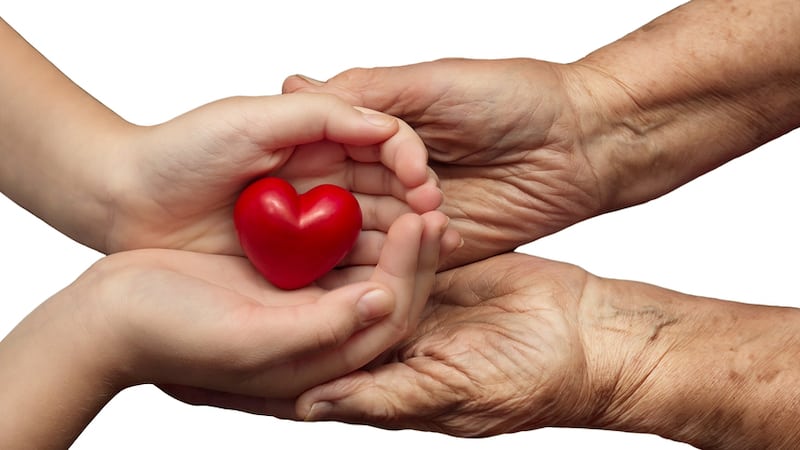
(104, 93), (450, 258)
(284, 59), (610, 268)
(293, 253), (600, 436)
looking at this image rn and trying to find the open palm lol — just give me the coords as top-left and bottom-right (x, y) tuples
(91, 210), (446, 402)
(296, 253), (601, 436)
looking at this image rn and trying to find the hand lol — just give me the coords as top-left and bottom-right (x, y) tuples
(0, 210), (448, 449)
(0, 21), (452, 257)
(105, 211), (448, 396)
(292, 253), (600, 436)
(283, 59), (611, 268)
(293, 253), (800, 448)
(104, 93), (450, 257)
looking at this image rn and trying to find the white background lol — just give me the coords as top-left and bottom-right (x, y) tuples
(2, 1), (797, 448)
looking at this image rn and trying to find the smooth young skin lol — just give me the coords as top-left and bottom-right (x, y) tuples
(283, 0), (800, 269)
(0, 18), (455, 258)
(0, 211), (448, 450)
(295, 253), (800, 449)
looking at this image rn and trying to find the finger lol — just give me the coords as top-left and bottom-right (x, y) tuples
(338, 228), (456, 270)
(296, 364), (445, 432)
(328, 214), (456, 281)
(408, 211), (449, 319)
(277, 150), (440, 213)
(349, 166), (441, 214)
(338, 230), (385, 267)
(355, 193), (413, 231)
(316, 212), (446, 366)
(283, 213), (433, 384)
(283, 65), (435, 117)
(440, 228), (464, 264)
(237, 93), (400, 150)
(262, 281), (396, 360)
(315, 266), (374, 289)
(404, 178), (444, 214)
(359, 109), (429, 188)
(345, 164), (417, 205)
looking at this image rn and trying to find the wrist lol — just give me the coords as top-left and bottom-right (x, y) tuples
(64, 119), (136, 254)
(0, 274), (123, 448)
(558, 62), (653, 214)
(561, 0), (800, 214)
(580, 276), (800, 448)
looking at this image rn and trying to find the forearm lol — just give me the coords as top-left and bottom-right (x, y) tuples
(569, 0), (800, 210)
(0, 289), (118, 449)
(582, 276), (800, 448)
(0, 18), (131, 252)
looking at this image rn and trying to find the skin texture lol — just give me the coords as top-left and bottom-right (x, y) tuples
(295, 254), (800, 449)
(277, 0), (800, 446)
(2, 0), (800, 447)
(0, 15), (461, 448)
(284, 59), (606, 268)
(282, 3), (800, 271)
(0, 18), (455, 259)
(0, 211), (448, 449)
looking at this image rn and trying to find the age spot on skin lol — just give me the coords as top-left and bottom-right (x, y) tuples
(756, 369), (781, 384)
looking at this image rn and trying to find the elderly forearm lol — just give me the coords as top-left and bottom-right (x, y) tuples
(0, 18), (131, 252)
(569, 0), (800, 210)
(582, 277), (800, 448)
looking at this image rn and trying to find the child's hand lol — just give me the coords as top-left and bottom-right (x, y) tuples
(0, 211), (448, 449)
(103, 93), (454, 260)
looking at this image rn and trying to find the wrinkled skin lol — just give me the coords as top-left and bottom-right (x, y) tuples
(284, 59), (611, 268)
(295, 253), (603, 436)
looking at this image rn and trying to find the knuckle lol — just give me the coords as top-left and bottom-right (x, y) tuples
(314, 319), (350, 350)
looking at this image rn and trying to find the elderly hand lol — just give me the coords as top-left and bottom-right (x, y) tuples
(283, 59), (612, 268)
(294, 253), (800, 448)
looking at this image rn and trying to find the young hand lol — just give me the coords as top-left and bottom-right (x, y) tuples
(104, 94), (450, 256)
(0, 210), (449, 449)
(0, 19), (451, 256)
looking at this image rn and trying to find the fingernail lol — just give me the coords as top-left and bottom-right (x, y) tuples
(361, 111), (395, 127)
(305, 401), (334, 421)
(457, 237), (465, 249)
(295, 74), (325, 86)
(356, 289), (393, 323)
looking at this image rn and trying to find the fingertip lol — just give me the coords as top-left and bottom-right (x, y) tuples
(440, 229), (463, 261)
(421, 210), (450, 237)
(389, 212), (425, 237)
(406, 182), (443, 213)
(282, 74), (322, 93)
(360, 110), (397, 128)
(304, 401), (334, 421)
(397, 152), (430, 188)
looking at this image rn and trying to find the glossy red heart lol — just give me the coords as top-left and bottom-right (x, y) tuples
(234, 177), (362, 289)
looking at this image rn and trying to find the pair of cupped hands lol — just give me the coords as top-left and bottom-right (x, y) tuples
(48, 59), (617, 436)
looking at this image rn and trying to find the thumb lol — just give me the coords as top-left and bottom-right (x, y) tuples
(297, 364), (439, 430)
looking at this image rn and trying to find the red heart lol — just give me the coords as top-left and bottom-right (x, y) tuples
(234, 177), (362, 289)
